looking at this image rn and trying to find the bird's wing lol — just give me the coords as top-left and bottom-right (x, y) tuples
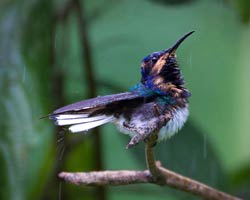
(49, 92), (143, 133)
(52, 92), (142, 114)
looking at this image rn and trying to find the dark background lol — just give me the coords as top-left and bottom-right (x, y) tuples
(0, 0), (250, 199)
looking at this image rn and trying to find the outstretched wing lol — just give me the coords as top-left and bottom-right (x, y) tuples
(49, 92), (143, 133)
(52, 92), (141, 114)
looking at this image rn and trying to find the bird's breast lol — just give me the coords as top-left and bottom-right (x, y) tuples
(158, 106), (189, 141)
(114, 98), (189, 141)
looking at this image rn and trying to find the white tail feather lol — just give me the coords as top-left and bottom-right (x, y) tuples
(69, 116), (114, 133)
(55, 115), (107, 126)
(55, 114), (89, 120)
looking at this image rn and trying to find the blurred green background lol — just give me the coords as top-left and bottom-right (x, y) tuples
(1, 0), (250, 199)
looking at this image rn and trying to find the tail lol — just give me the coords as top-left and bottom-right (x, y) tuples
(48, 92), (142, 133)
(49, 114), (114, 133)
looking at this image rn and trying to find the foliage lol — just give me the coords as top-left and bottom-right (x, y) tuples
(0, 0), (250, 199)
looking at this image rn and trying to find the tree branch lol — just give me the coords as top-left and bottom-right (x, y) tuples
(59, 135), (242, 200)
(157, 163), (241, 200)
(59, 170), (152, 186)
(59, 166), (241, 200)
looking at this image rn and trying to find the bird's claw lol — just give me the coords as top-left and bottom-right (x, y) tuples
(126, 133), (145, 149)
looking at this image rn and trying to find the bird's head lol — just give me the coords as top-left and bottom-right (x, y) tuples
(140, 31), (194, 98)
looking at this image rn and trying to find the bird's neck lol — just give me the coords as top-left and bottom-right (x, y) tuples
(130, 81), (190, 107)
(130, 82), (156, 97)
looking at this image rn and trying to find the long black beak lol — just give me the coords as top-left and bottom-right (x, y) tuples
(168, 31), (195, 54)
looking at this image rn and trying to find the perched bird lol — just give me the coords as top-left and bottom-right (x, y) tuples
(49, 31), (194, 148)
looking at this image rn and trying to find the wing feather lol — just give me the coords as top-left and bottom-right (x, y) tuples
(49, 92), (143, 133)
(52, 92), (141, 115)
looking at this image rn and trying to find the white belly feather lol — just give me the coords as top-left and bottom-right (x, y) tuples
(158, 106), (189, 141)
(115, 106), (189, 141)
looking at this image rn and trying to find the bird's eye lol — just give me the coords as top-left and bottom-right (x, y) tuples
(151, 56), (158, 63)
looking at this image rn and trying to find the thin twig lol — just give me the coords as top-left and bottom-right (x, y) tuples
(145, 132), (165, 185)
(74, 0), (106, 200)
(74, 0), (103, 174)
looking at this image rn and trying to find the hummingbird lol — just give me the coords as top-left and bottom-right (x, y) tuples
(49, 31), (194, 148)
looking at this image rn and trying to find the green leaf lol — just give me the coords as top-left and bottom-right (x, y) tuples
(89, 0), (250, 174)
(0, 1), (54, 199)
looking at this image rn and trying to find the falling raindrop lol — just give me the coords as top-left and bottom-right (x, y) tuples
(22, 65), (26, 82)
(59, 145), (66, 161)
(203, 133), (207, 159)
(57, 130), (66, 161)
(188, 53), (192, 66)
(54, 33), (58, 50)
